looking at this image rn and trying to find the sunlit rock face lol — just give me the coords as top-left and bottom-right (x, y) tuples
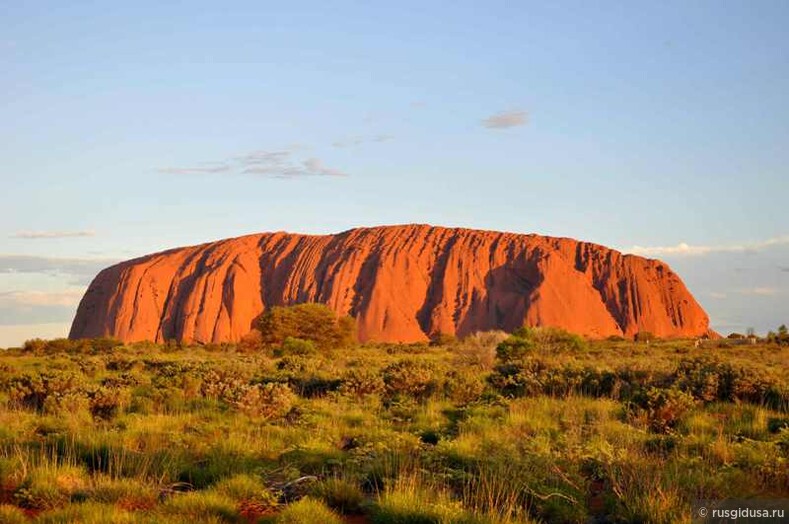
(70, 225), (713, 343)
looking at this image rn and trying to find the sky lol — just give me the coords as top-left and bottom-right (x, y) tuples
(1, 1), (787, 346)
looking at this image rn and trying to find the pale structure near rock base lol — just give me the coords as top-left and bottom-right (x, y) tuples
(70, 225), (714, 343)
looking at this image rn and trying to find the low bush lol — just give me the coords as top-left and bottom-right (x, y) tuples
(276, 497), (344, 524)
(14, 465), (88, 510)
(161, 491), (239, 521)
(276, 337), (318, 357)
(0, 505), (26, 524)
(340, 368), (385, 397)
(630, 387), (696, 433)
(311, 477), (365, 514)
(383, 360), (440, 401)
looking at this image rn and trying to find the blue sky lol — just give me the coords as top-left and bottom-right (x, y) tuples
(1, 1), (787, 346)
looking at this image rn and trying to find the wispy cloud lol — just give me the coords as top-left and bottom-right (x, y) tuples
(331, 134), (394, 148)
(0, 255), (116, 285)
(331, 138), (365, 148)
(0, 289), (85, 308)
(0, 255), (114, 329)
(708, 292), (727, 299)
(240, 153), (348, 178)
(482, 109), (528, 129)
(11, 230), (96, 239)
(157, 164), (230, 175)
(302, 158), (347, 177)
(160, 146), (349, 179)
(737, 287), (779, 296)
(626, 235), (789, 257)
(0, 289), (85, 327)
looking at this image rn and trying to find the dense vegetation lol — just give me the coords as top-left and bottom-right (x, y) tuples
(0, 312), (787, 523)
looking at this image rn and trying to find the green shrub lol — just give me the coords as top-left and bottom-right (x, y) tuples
(161, 491), (239, 521)
(0, 457), (24, 489)
(7, 372), (86, 412)
(311, 477), (365, 514)
(631, 387), (696, 433)
(237, 330), (265, 353)
(33, 502), (136, 523)
(488, 358), (547, 397)
(276, 337), (317, 357)
(22, 338), (47, 353)
(529, 326), (588, 352)
(495, 336), (535, 363)
(444, 371), (485, 404)
(340, 368), (385, 397)
(228, 382), (296, 418)
(383, 360), (440, 401)
(212, 473), (277, 510)
(0, 504), (26, 524)
(372, 482), (466, 524)
(88, 386), (129, 419)
(276, 497), (344, 524)
(88, 477), (157, 508)
(767, 417), (789, 433)
(258, 303), (356, 349)
(276, 355), (320, 374)
(453, 331), (507, 371)
(14, 465), (88, 510)
(429, 332), (457, 347)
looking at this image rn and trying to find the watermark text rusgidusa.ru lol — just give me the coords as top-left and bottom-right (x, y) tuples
(693, 500), (788, 523)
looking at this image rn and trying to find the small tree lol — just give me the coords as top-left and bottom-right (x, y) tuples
(257, 303), (357, 349)
(778, 324), (789, 345)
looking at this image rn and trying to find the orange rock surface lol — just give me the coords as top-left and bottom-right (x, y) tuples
(69, 225), (713, 343)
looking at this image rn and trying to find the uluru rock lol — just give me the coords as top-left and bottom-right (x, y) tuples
(69, 225), (713, 343)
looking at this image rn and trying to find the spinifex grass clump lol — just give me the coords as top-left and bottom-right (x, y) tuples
(0, 324), (787, 522)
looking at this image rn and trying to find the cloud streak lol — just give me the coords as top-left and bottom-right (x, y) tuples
(626, 235), (789, 257)
(0, 289), (85, 308)
(158, 141), (372, 179)
(0, 255), (116, 285)
(482, 110), (528, 129)
(0, 291), (84, 326)
(239, 152), (349, 178)
(737, 287), (779, 296)
(157, 165), (231, 175)
(331, 134), (394, 148)
(11, 230), (96, 239)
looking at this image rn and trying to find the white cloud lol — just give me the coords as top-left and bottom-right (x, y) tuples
(708, 292), (727, 299)
(737, 287), (779, 296)
(157, 164), (230, 175)
(0, 289), (85, 307)
(332, 137), (365, 148)
(0, 255), (115, 285)
(482, 109), (528, 129)
(332, 134), (394, 148)
(0, 256), (104, 328)
(302, 158), (347, 178)
(0, 289), (85, 326)
(11, 230), (96, 239)
(161, 147), (349, 179)
(625, 235), (789, 257)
